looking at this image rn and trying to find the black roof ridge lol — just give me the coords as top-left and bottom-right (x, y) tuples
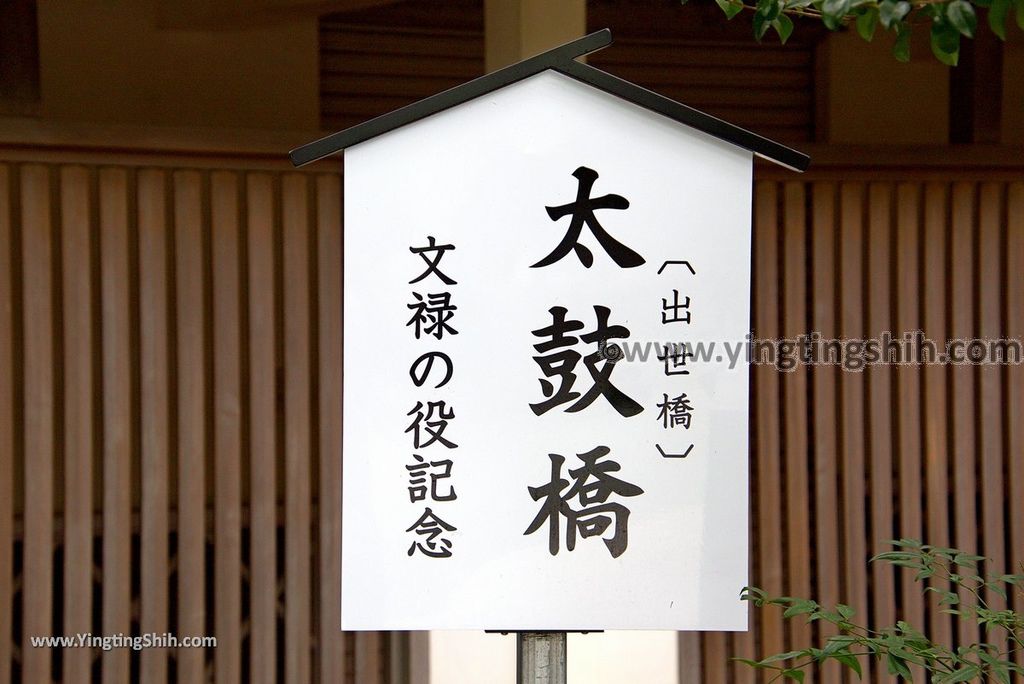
(290, 28), (809, 172)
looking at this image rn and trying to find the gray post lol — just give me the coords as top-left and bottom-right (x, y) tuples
(516, 632), (567, 684)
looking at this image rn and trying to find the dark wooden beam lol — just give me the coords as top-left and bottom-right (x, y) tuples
(949, 29), (1004, 143)
(0, 0), (40, 115)
(156, 0), (400, 30)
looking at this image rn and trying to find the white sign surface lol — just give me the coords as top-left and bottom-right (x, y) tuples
(342, 70), (751, 631)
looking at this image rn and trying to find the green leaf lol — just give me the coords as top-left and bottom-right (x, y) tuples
(947, 666), (981, 683)
(857, 7), (879, 40)
(893, 22), (912, 61)
(740, 586), (767, 602)
(753, 11), (771, 39)
(945, 1), (977, 39)
(930, 545), (960, 555)
(951, 552), (983, 567)
(985, 582), (1008, 599)
(822, 0), (852, 28)
(887, 653), (913, 680)
(879, 0), (912, 28)
(757, 0), (784, 21)
(825, 635), (860, 648)
(773, 13), (795, 43)
(782, 669), (806, 683)
(836, 604), (856, 620)
(1015, 0), (1024, 29)
(716, 0), (746, 19)
(896, 621), (926, 641)
(732, 658), (766, 669)
(834, 653), (863, 679)
(979, 653), (1013, 684)
(759, 651), (808, 665)
(783, 600), (819, 619)
(872, 548), (921, 561)
(930, 21), (961, 65)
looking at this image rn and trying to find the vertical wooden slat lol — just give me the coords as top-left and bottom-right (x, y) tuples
(678, 633), (701, 684)
(283, 173), (312, 684)
(730, 541), (756, 684)
(316, 174), (345, 683)
(754, 181), (785, 670)
(1006, 183), (1024, 675)
(894, 183), (925, 648)
(21, 164), (54, 684)
(810, 182), (842, 684)
(61, 165), (94, 684)
(174, 171), (207, 683)
(247, 173), (277, 684)
(922, 182), (952, 648)
(866, 183), (896, 635)
(408, 633), (430, 684)
(0, 164), (12, 684)
(977, 182), (1009, 665)
(782, 182), (813, 668)
(354, 633), (381, 684)
(838, 182), (870, 684)
(703, 633), (728, 684)
(212, 171), (243, 684)
(949, 182), (979, 649)
(977, 183), (1005, 597)
(138, 169), (169, 684)
(100, 167), (132, 684)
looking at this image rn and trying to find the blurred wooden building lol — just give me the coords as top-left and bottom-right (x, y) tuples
(0, 0), (1022, 682)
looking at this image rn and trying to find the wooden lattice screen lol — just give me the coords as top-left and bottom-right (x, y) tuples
(1, 148), (1023, 684)
(0, 152), (399, 684)
(684, 164), (1024, 684)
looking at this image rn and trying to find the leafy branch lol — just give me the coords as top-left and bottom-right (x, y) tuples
(700, 0), (1024, 64)
(739, 540), (1024, 683)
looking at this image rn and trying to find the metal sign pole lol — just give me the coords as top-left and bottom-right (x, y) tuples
(516, 632), (567, 684)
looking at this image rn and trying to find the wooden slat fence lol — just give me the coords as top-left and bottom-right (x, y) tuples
(0, 147), (403, 683)
(686, 162), (1024, 683)
(1, 143), (1022, 684)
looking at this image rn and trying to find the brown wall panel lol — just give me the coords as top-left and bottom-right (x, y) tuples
(0, 164), (12, 684)
(694, 164), (1024, 683)
(0, 149), (388, 683)
(1, 139), (1023, 684)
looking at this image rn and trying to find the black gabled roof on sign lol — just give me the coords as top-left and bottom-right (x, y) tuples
(289, 29), (810, 172)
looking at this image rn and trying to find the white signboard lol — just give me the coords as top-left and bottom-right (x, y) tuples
(342, 70), (751, 631)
